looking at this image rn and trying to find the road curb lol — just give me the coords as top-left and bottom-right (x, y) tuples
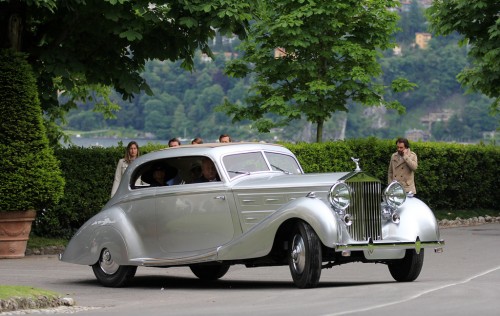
(438, 215), (500, 228)
(0, 296), (74, 314)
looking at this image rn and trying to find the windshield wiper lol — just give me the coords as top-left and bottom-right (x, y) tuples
(227, 170), (251, 175)
(270, 164), (292, 174)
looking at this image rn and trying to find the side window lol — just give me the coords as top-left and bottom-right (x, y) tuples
(131, 156), (219, 190)
(140, 161), (181, 187)
(130, 164), (151, 189)
(188, 157), (220, 183)
(131, 159), (183, 190)
(174, 156), (214, 184)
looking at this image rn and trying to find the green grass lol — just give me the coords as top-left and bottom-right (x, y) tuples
(0, 285), (60, 300)
(27, 236), (68, 249)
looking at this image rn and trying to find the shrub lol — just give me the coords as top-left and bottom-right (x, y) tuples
(0, 49), (64, 212)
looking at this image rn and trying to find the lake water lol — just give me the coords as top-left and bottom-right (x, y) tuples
(64, 137), (170, 148)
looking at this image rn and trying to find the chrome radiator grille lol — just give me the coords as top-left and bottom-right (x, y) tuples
(345, 179), (382, 241)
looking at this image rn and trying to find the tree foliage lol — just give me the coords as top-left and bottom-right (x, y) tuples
(54, 1), (499, 144)
(428, 0), (500, 113)
(0, 0), (252, 132)
(221, 0), (416, 143)
(381, 40), (468, 111)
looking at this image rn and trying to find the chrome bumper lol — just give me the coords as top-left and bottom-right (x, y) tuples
(335, 237), (445, 254)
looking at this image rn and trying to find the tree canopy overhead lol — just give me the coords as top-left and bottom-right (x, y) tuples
(0, 0), (251, 122)
(428, 0), (500, 113)
(222, 0), (415, 143)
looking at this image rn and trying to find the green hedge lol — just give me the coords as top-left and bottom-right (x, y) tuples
(287, 138), (500, 210)
(33, 139), (500, 238)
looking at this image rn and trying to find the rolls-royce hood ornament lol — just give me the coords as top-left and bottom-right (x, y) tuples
(351, 157), (361, 171)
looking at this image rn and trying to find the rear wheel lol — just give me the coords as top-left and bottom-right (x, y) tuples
(388, 249), (424, 282)
(190, 264), (230, 281)
(92, 248), (137, 287)
(288, 221), (322, 288)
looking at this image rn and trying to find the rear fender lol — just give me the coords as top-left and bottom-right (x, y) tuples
(60, 208), (141, 266)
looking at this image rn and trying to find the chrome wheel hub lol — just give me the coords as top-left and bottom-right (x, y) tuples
(291, 235), (306, 274)
(100, 249), (119, 275)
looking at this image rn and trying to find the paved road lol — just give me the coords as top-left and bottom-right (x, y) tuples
(2, 223), (500, 315)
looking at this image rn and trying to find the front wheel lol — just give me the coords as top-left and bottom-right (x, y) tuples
(92, 248), (137, 287)
(190, 264), (230, 281)
(388, 249), (424, 282)
(288, 221), (322, 288)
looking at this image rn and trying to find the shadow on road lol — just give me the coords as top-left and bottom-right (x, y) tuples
(61, 274), (393, 291)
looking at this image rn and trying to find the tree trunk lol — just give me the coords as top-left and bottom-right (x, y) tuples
(0, 1), (24, 51)
(339, 115), (347, 140)
(316, 120), (323, 143)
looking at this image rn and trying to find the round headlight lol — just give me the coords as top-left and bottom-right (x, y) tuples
(384, 181), (406, 208)
(328, 182), (351, 210)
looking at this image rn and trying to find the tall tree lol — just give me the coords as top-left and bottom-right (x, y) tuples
(428, 0), (500, 113)
(0, 0), (251, 140)
(222, 0), (415, 142)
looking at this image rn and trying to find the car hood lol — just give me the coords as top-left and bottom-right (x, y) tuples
(229, 172), (352, 190)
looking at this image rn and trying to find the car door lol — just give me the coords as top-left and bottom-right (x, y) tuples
(155, 183), (234, 254)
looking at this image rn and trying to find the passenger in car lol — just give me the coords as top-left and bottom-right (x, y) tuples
(146, 163), (181, 186)
(191, 157), (220, 183)
(189, 162), (202, 181)
(149, 164), (167, 187)
(165, 165), (183, 185)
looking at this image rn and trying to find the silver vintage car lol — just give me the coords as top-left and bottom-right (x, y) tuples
(60, 142), (444, 288)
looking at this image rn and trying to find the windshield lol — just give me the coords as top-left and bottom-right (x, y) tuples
(265, 152), (302, 174)
(223, 151), (302, 179)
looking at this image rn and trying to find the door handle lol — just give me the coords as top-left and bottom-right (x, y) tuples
(214, 195), (226, 200)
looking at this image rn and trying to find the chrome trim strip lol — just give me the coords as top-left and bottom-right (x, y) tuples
(131, 250), (218, 266)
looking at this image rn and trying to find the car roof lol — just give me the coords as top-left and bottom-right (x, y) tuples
(160, 142), (284, 150)
(113, 142), (301, 200)
(155, 142), (288, 155)
(130, 142), (293, 167)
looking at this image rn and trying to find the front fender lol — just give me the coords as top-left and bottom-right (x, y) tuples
(217, 197), (339, 260)
(383, 196), (441, 242)
(60, 208), (142, 266)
